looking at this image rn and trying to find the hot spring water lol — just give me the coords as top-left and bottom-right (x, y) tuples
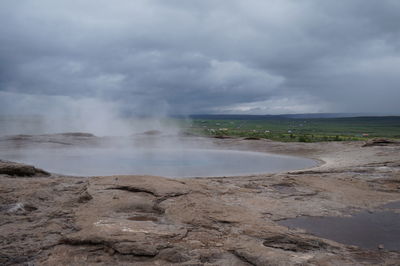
(0, 148), (316, 177)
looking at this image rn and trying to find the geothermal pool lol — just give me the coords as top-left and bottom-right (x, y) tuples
(278, 207), (400, 251)
(0, 148), (316, 177)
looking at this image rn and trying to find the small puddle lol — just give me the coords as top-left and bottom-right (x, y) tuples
(381, 201), (400, 210)
(278, 210), (400, 251)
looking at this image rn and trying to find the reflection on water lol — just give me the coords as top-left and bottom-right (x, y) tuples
(0, 148), (315, 177)
(278, 210), (400, 251)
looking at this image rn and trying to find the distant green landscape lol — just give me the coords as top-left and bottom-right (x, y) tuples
(180, 116), (400, 142)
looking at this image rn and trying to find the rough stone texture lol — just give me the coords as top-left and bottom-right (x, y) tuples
(0, 176), (86, 265)
(1, 135), (400, 265)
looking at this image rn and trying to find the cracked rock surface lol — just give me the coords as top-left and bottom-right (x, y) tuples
(1, 135), (400, 265)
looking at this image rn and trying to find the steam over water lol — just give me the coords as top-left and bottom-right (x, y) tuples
(0, 116), (316, 177)
(0, 147), (315, 177)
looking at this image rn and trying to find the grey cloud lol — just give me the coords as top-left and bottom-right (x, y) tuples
(0, 0), (400, 116)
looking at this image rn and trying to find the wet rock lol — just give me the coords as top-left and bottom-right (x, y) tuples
(214, 135), (233, 139)
(0, 160), (49, 177)
(262, 234), (331, 252)
(363, 138), (399, 147)
(56, 132), (95, 137)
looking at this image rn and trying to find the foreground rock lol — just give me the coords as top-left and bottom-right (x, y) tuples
(1, 136), (400, 265)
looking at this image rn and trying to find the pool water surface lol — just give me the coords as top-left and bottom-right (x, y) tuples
(0, 148), (316, 177)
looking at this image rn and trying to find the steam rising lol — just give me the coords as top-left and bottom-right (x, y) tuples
(0, 91), (180, 136)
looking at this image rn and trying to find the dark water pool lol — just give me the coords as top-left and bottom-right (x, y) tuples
(278, 208), (400, 251)
(382, 201), (400, 210)
(0, 148), (316, 177)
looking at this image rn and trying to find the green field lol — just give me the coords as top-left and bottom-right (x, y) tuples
(180, 116), (400, 142)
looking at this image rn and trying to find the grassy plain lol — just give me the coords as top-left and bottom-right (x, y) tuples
(180, 116), (400, 142)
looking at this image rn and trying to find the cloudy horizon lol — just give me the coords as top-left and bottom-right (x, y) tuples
(1, 0), (400, 117)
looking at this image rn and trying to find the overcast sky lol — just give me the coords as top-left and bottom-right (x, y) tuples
(1, 0), (400, 116)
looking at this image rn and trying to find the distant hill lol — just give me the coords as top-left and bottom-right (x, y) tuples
(187, 113), (395, 120)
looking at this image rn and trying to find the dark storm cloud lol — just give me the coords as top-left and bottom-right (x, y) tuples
(1, 0), (400, 115)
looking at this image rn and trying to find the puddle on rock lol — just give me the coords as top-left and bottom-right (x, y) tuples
(278, 211), (400, 251)
(381, 201), (400, 210)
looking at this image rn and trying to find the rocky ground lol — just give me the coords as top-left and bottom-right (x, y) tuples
(1, 134), (400, 265)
